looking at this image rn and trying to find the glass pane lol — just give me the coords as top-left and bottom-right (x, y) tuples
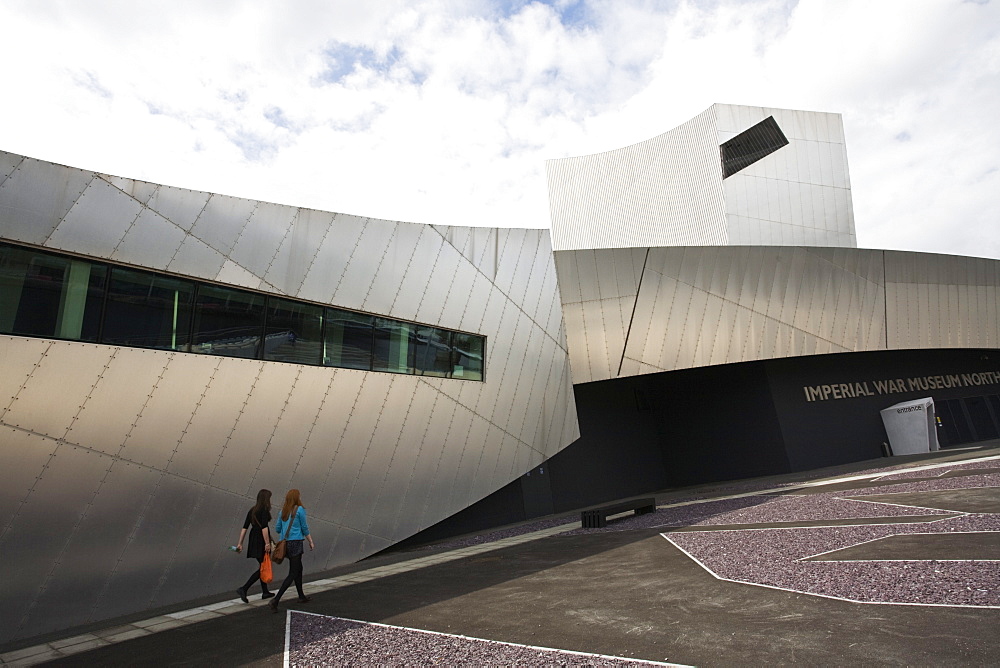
(413, 326), (452, 377)
(264, 297), (323, 365)
(373, 318), (414, 374)
(191, 284), (265, 358)
(323, 308), (373, 370)
(452, 333), (484, 381)
(103, 267), (194, 350)
(0, 243), (105, 342)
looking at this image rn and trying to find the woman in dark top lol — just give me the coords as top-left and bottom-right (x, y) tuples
(235, 488), (274, 602)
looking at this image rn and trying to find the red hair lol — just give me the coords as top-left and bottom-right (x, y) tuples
(281, 489), (304, 521)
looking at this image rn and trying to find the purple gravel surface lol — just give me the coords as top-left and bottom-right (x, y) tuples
(848, 472), (1000, 498)
(288, 612), (671, 666)
(666, 514), (1000, 606)
(660, 467), (1000, 607)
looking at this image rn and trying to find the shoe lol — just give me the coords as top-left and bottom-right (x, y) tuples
(297, 596), (312, 603)
(261, 592), (275, 600)
(269, 599), (279, 613)
(237, 587), (248, 603)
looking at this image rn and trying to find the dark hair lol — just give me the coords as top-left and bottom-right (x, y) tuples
(251, 489), (272, 526)
(281, 489), (303, 521)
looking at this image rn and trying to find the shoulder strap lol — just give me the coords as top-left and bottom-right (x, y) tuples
(281, 506), (298, 540)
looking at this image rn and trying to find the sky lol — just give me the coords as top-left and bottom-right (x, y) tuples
(1, 0), (998, 259)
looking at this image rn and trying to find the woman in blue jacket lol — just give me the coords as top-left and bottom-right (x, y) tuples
(268, 488), (316, 612)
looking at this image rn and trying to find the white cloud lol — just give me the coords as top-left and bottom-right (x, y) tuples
(0, 0), (997, 258)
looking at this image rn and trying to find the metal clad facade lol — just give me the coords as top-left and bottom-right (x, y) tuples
(0, 150), (578, 644)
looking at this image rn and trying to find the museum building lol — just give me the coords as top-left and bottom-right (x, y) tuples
(1, 104), (999, 643)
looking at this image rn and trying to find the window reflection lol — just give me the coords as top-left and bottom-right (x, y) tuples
(452, 332), (484, 381)
(264, 297), (323, 365)
(414, 326), (452, 377)
(0, 244), (105, 342)
(191, 285), (266, 358)
(0, 241), (485, 380)
(373, 318), (414, 374)
(324, 308), (373, 370)
(104, 267), (194, 350)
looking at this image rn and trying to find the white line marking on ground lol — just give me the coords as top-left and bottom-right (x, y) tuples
(283, 609), (291, 668)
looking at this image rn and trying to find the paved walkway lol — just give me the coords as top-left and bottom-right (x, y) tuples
(2, 447), (998, 666)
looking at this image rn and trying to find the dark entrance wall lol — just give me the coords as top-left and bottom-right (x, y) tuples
(396, 347), (1000, 549)
(766, 348), (1000, 469)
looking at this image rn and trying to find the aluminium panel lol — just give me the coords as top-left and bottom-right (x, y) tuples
(553, 251), (583, 304)
(445, 415), (494, 515)
(265, 208), (336, 295)
(468, 428), (504, 505)
(64, 348), (169, 457)
(2, 443), (109, 644)
(229, 201), (296, 280)
(166, 235), (227, 282)
(332, 220), (399, 311)
(538, 263), (567, 340)
(390, 225), (444, 322)
(0, 427), (57, 532)
(148, 486), (246, 609)
(440, 405), (479, 516)
(522, 240), (554, 324)
(100, 175), (157, 205)
(24, 460), (159, 639)
(492, 228), (525, 298)
(446, 254), (485, 332)
(111, 207), (187, 271)
(47, 178), (142, 259)
(1, 341), (115, 441)
(417, 241), (463, 328)
(0, 337), (50, 421)
(407, 393), (460, 531)
(0, 157), (93, 246)
(529, 256), (556, 327)
(338, 377), (411, 532)
(505, 323), (542, 440)
(215, 258), (263, 290)
(189, 193), (257, 256)
(323, 525), (369, 569)
(363, 221), (424, 316)
(145, 184), (210, 232)
(508, 232), (544, 311)
(292, 369), (362, 519)
(580, 298), (613, 381)
(250, 366), (331, 492)
(477, 284), (509, 339)
(165, 356), (263, 484)
(575, 249), (601, 303)
(295, 213), (366, 304)
(466, 227), (497, 278)
(366, 381), (438, 539)
(210, 362), (299, 495)
(120, 352), (221, 471)
(320, 372), (394, 526)
(0, 151), (24, 183)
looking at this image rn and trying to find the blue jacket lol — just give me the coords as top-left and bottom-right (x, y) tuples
(274, 506), (310, 541)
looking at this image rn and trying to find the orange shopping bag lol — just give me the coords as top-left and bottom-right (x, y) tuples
(260, 553), (273, 584)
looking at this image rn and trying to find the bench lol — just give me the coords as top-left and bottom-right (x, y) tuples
(580, 497), (657, 528)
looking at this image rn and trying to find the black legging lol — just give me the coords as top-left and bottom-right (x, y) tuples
(274, 554), (304, 602)
(241, 557), (272, 595)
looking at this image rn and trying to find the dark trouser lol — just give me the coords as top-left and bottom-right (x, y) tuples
(241, 557), (272, 595)
(274, 554), (304, 602)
